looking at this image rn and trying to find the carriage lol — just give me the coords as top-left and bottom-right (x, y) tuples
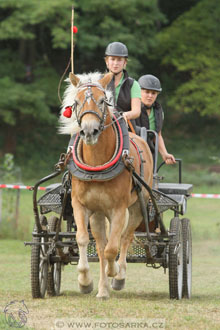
(25, 138), (192, 300)
(25, 72), (193, 300)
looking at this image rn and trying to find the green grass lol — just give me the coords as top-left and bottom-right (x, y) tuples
(0, 151), (220, 329)
(1, 131), (220, 241)
(1, 180), (220, 241)
(163, 197), (220, 240)
(0, 313), (33, 330)
(0, 239), (219, 330)
(0, 189), (46, 241)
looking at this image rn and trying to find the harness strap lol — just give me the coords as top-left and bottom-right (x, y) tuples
(128, 119), (136, 134)
(129, 138), (144, 178)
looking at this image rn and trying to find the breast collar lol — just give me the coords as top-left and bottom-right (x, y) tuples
(67, 114), (129, 181)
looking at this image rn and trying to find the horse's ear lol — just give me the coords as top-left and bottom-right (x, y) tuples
(69, 72), (80, 86)
(99, 72), (113, 89)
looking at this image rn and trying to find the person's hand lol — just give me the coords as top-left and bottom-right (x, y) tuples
(163, 153), (176, 165)
(123, 112), (128, 124)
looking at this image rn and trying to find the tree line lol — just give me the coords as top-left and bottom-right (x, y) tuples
(0, 0), (219, 173)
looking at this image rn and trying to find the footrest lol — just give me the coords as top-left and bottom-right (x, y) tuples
(148, 189), (178, 217)
(148, 189), (188, 218)
(166, 194), (186, 206)
(37, 184), (63, 214)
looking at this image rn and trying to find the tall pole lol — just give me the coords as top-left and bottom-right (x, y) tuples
(0, 190), (2, 224)
(71, 5), (74, 74)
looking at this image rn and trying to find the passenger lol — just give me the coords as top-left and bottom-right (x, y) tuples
(105, 42), (141, 131)
(136, 74), (176, 165)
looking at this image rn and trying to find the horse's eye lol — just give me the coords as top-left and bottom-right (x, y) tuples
(99, 99), (105, 105)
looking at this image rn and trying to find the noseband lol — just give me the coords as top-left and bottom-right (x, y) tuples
(73, 81), (111, 131)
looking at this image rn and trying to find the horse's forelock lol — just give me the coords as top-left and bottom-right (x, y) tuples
(59, 72), (114, 135)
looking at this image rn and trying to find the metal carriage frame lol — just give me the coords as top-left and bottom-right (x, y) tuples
(25, 132), (193, 300)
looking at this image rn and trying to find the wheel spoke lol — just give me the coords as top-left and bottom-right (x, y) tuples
(47, 216), (62, 296)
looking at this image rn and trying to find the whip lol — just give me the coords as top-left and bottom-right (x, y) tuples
(57, 5), (78, 103)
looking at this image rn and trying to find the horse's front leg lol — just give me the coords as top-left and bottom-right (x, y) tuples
(90, 213), (109, 299)
(105, 207), (128, 277)
(72, 198), (93, 294)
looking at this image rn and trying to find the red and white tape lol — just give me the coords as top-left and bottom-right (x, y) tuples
(0, 184), (220, 198)
(0, 184), (46, 191)
(191, 193), (220, 199)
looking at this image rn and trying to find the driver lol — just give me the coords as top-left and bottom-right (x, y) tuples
(136, 74), (176, 165)
(105, 42), (141, 132)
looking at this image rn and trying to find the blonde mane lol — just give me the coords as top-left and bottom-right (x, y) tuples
(59, 72), (113, 135)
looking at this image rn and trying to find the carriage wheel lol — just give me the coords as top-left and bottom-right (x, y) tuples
(181, 218), (192, 298)
(169, 217), (183, 300)
(47, 216), (62, 296)
(31, 233), (48, 298)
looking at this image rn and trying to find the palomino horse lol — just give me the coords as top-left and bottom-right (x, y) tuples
(59, 72), (153, 299)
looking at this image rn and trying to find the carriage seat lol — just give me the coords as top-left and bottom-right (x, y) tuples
(158, 183), (193, 196)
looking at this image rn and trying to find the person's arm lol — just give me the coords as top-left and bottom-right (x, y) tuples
(123, 80), (141, 121)
(158, 131), (176, 165)
(123, 97), (141, 121)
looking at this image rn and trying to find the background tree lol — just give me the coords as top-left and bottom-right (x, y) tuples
(0, 0), (165, 158)
(73, 0), (166, 76)
(158, 0), (200, 25)
(0, 0), (219, 178)
(0, 0), (76, 153)
(154, 0), (220, 118)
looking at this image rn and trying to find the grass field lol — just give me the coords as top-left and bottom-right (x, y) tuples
(1, 182), (220, 241)
(0, 239), (219, 330)
(0, 169), (220, 329)
(1, 145), (220, 241)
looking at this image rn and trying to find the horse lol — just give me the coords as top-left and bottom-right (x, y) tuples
(59, 71), (153, 299)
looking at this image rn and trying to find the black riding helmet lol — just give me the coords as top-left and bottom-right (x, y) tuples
(138, 74), (162, 92)
(105, 42), (128, 57)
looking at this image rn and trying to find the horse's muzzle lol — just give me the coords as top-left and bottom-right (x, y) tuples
(80, 121), (101, 145)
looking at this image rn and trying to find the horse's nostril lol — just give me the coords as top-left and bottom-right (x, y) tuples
(80, 130), (85, 137)
(93, 129), (99, 136)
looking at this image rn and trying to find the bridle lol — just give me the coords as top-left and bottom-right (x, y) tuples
(72, 81), (113, 132)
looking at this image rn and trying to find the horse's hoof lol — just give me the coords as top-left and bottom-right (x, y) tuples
(105, 262), (119, 278)
(111, 278), (125, 291)
(96, 294), (109, 300)
(79, 281), (93, 294)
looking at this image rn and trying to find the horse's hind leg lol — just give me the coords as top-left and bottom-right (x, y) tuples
(90, 213), (110, 299)
(73, 202), (93, 294)
(104, 207), (128, 278)
(111, 232), (134, 291)
(112, 201), (142, 291)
